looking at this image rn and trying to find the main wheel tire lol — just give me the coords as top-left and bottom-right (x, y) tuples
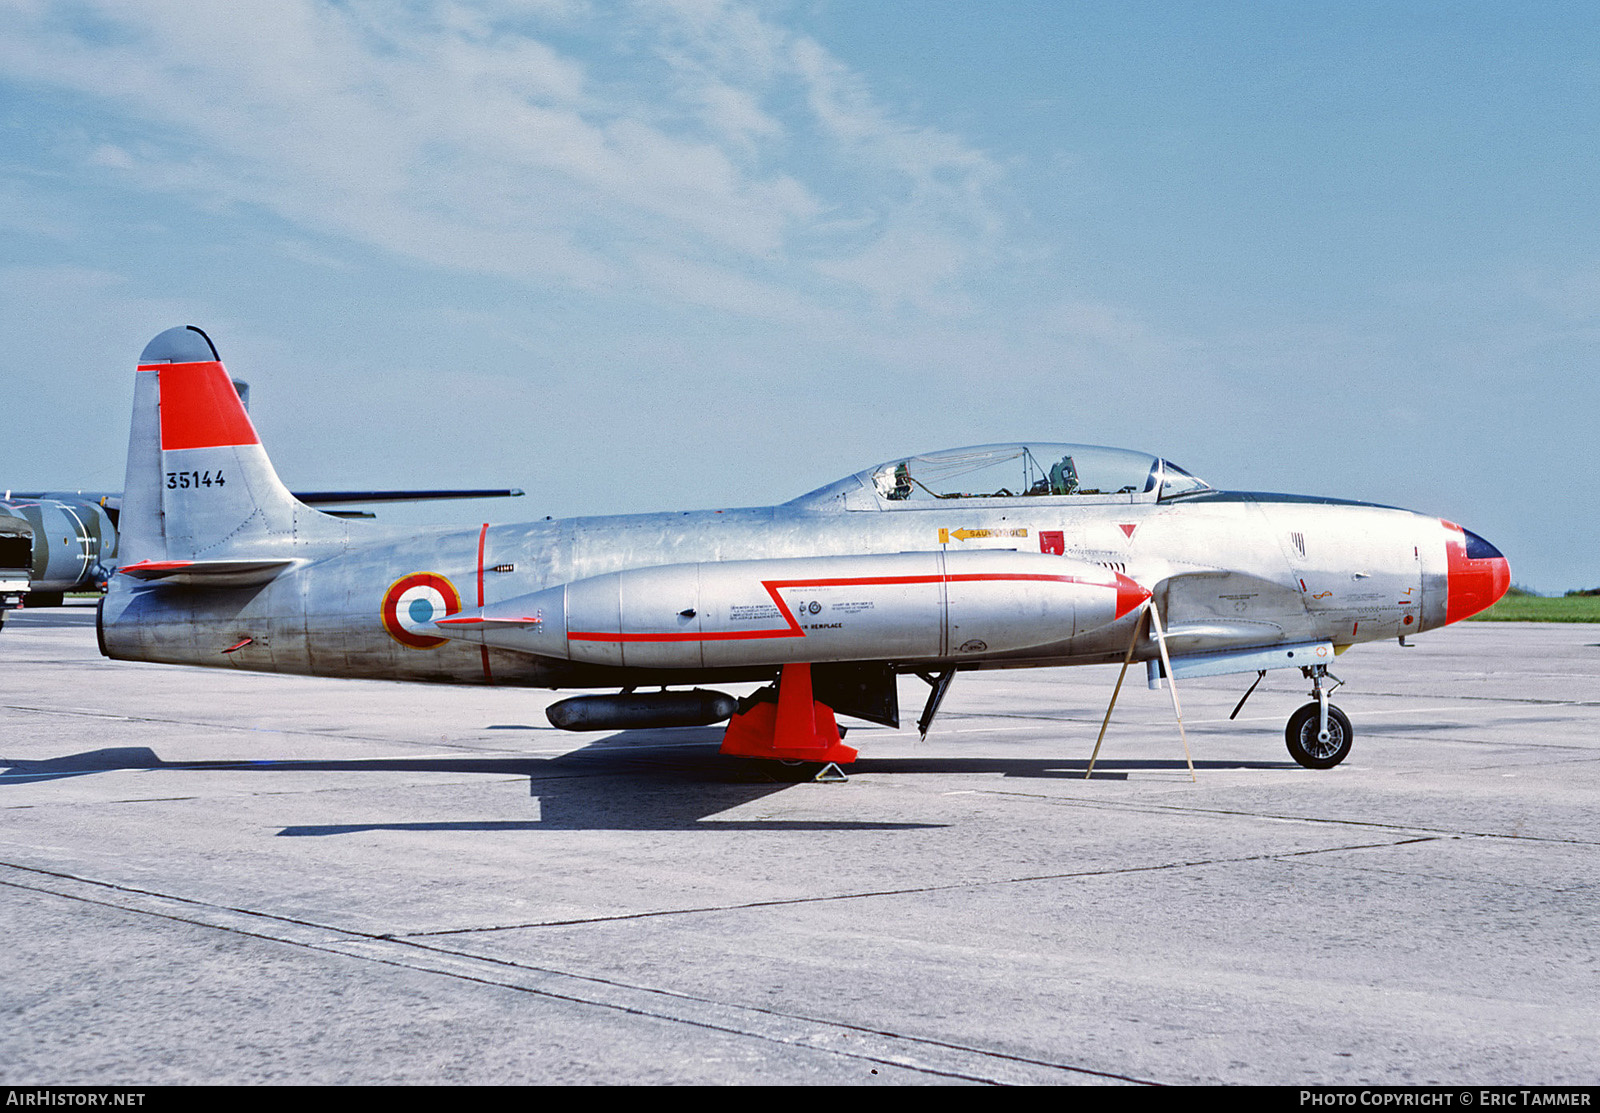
(1285, 702), (1353, 769)
(773, 760), (825, 782)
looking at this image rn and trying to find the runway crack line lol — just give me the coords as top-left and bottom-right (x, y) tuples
(981, 791), (1600, 846)
(372, 934), (1155, 1086)
(0, 860), (1152, 1086)
(399, 836), (1442, 937)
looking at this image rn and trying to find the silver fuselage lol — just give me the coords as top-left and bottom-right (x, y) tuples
(99, 484), (1453, 690)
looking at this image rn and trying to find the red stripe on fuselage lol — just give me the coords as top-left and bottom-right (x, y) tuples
(476, 524), (493, 683)
(567, 571), (1142, 644)
(143, 361), (259, 451)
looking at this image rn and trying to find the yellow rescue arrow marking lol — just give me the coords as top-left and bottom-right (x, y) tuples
(940, 527), (1029, 543)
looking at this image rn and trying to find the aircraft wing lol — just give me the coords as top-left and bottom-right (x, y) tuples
(1142, 568), (1338, 689)
(1153, 569), (1307, 653)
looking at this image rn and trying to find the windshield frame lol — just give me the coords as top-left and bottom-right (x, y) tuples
(1154, 459), (1214, 502)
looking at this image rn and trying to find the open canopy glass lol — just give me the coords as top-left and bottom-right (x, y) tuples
(790, 443), (1212, 509)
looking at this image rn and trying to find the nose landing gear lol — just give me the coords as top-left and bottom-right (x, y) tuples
(1285, 665), (1352, 769)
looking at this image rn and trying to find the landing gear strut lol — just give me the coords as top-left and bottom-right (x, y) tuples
(1285, 665), (1352, 769)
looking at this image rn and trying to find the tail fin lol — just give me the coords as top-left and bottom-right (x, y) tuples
(119, 326), (342, 567)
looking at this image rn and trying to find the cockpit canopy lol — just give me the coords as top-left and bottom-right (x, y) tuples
(789, 443), (1211, 510)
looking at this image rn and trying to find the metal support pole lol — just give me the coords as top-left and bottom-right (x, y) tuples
(1085, 606), (1148, 779)
(1146, 600), (1196, 782)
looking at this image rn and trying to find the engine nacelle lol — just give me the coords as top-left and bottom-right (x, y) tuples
(0, 498), (116, 593)
(434, 550), (1148, 669)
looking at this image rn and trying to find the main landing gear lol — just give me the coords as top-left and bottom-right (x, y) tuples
(1284, 664), (1352, 769)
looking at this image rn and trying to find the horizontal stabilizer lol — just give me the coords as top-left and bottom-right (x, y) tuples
(117, 558), (298, 587)
(294, 489), (525, 505)
(14, 489), (523, 510)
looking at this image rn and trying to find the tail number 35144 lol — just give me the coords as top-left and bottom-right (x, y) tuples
(165, 470), (227, 489)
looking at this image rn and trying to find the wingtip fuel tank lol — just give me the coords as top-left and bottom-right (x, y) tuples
(428, 550), (1149, 669)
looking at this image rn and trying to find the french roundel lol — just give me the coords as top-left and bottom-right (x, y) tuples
(381, 572), (462, 649)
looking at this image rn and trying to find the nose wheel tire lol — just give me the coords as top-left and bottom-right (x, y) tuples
(1285, 703), (1353, 769)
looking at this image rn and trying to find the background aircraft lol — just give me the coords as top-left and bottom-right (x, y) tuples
(98, 326), (1510, 772)
(0, 493), (116, 618)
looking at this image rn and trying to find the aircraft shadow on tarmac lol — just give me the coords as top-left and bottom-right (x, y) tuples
(0, 728), (1297, 833)
(1361, 712), (1572, 735)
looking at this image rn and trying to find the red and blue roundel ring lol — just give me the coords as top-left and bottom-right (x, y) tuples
(381, 572), (462, 649)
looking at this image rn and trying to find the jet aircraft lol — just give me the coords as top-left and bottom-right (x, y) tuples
(98, 326), (1511, 771)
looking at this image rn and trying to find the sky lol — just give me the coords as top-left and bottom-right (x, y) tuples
(1, 0), (1595, 592)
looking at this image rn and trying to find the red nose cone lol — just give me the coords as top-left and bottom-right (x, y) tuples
(1443, 521), (1511, 624)
(1113, 572), (1151, 621)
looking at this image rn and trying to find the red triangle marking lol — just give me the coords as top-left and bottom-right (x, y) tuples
(1117, 523), (1137, 539)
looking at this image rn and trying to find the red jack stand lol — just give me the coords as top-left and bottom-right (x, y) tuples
(720, 663), (858, 766)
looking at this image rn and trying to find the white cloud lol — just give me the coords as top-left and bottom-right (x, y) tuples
(812, 227), (970, 314)
(0, 0), (1005, 315)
